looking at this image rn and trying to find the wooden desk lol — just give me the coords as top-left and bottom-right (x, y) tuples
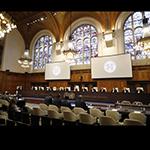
(21, 90), (150, 104)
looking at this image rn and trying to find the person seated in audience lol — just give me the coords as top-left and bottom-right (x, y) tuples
(75, 95), (89, 112)
(61, 95), (72, 108)
(52, 93), (62, 108)
(8, 98), (20, 120)
(44, 95), (53, 106)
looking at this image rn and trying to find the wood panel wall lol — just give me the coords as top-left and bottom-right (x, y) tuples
(0, 65), (150, 94)
(0, 70), (26, 93)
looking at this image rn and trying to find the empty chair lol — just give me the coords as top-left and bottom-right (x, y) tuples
(106, 110), (121, 123)
(63, 110), (79, 122)
(72, 107), (87, 115)
(60, 106), (72, 113)
(32, 107), (47, 116)
(99, 116), (118, 125)
(79, 113), (97, 125)
(89, 108), (104, 119)
(31, 107), (47, 126)
(48, 104), (59, 112)
(129, 112), (146, 124)
(48, 109), (63, 126)
(48, 109), (63, 119)
(123, 119), (145, 126)
(39, 103), (49, 111)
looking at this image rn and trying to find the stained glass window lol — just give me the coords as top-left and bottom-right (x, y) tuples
(124, 11), (150, 60)
(69, 24), (98, 65)
(33, 35), (53, 70)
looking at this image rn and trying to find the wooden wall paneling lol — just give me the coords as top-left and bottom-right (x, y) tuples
(132, 65), (150, 80)
(49, 81), (68, 88)
(5, 72), (25, 93)
(0, 71), (4, 92)
(97, 80), (127, 92)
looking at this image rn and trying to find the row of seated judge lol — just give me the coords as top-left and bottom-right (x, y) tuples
(31, 86), (144, 93)
(81, 86), (144, 93)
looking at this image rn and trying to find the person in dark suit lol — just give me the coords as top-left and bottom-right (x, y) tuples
(61, 95), (72, 108)
(52, 93), (62, 108)
(44, 95), (53, 106)
(75, 95), (88, 111)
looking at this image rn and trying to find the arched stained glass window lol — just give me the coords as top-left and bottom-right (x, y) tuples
(124, 11), (150, 60)
(33, 35), (53, 70)
(69, 24), (98, 65)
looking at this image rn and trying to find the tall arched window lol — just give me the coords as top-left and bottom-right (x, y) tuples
(69, 24), (98, 65)
(124, 11), (150, 60)
(33, 35), (53, 70)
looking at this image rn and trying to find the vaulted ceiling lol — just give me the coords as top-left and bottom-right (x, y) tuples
(7, 11), (121, 45)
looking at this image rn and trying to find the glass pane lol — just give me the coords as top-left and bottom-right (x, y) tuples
(71, 24), (98, 65)
(33, 35), (53, 70)
(124, 11), (150, 60)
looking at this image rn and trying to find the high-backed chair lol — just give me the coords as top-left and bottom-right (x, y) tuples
(100, 87), (107, 92)
(106, 110), (121, 123)
(72, 107), (87, 115)
(129, 112), (147, 124)
(91, 87), (98, 92)
(53, 86), (57, 91)
(79, 113), (97, 125)
(39, 103), (49, 111)
(123, 119), (145, 126)
(31, 107), (46, 126)
(99, 116), (118, 125)
(89, 108), (104, 119)
(136, 87), (144, 93)
(65, 87), (71, 91)
(48, 104), (59, 112)
(112, 87), (119, 93)
(82, 87), (88, 92)
(32, 107), (47, 116)
(48, 109), (63, 126)
(60, 106), (72, 113)
(63, 110), (79, 122)
(48, 109), (63, 119)
(123, 87), (130, 93)
(74, 85), (80, 92)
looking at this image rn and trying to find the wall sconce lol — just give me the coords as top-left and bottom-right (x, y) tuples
(103, 30), (115, 47)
